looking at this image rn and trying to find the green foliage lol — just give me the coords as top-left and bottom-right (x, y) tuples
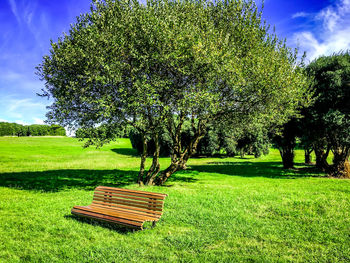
(76, 124), (132, 147)
(129, 123), (270, 158)
(196, 128), (221, 156)
(306, 52), (350, 147)
(303, 51), (350, 177)
(48, 125), (67, 136)
(129, 128), (172, 157)
(38, 0), (310, 141)
(28, 124), (50, 136)
(236, 130), (270, 158)
(0, 122), (26, 136)
(0, 122), (66, 137)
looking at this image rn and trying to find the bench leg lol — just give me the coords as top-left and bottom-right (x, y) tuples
(152, 221), (157, 228)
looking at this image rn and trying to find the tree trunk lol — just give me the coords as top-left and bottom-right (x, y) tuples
(314, 146), (330, 171)
(154, 128), (205, 186)
(304, 153), (312, 164)
(144, 133), (161, 186)
(280, 147), (294, 169)
(137, 134), (148, 186)
(154, 161), (183, 186)
(304, 149), (312, 164)
(240, 148), (245, 158)
(330, 151), (350, 178)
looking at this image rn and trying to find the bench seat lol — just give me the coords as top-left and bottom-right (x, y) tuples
(71, 186), (167, 230)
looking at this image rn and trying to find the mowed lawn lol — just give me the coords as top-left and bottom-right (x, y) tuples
(0, 137), (349, 262)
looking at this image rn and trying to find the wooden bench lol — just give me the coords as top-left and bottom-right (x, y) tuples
(71, 186), (167, 230)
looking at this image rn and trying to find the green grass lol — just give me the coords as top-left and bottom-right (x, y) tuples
(0, 137), (349, 262)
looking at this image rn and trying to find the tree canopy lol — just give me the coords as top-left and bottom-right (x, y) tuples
(38, 0), (311, 185)
(303, 51), (350, 178)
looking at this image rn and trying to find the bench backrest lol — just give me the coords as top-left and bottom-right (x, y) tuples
(92, 186), (167, 217)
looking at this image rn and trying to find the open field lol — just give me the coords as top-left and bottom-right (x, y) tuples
(0, 137), (349, 262)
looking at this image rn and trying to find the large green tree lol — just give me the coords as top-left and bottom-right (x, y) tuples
(38, 0), (310, 185)
(304, 52), (350, 178)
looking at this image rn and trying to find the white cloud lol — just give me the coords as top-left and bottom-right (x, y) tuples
(0, 118), (29, 125)
(293, 0), (350, 62)
(7, 98), (43, 113)
(0, 95), (49, 124)
(15, 120), (29, 125)
(0, 117), (45, 126)
(317, 6), (340, 32)
(292, 12), (309, 19)
(33, 117), (44, 124)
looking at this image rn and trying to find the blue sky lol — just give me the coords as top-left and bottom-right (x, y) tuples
(0, 0), (349, 125)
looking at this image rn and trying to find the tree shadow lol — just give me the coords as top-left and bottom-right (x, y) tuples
(163, 169), (199, 185)
(0, 169), (137, 192)
(190, 161), (326, 179)
(111, 148), (139, 157)
(0, 168), (200, 192)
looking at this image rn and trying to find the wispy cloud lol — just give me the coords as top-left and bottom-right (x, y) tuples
(292, 12), (309, 19)
(293, 0), (350, 61)
(0, 95), (49, 124)
(8, 0), (21, 24)
(0, 0), (91, 126)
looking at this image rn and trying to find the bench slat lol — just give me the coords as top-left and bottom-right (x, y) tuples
(71, 186), (167, 230)
(74, 205), (157, 222)
(94, 191), (164, 204)
(91, 200), (163, 216)
(90, 203), (161, 219)
(93, 194), (163, 208)
(72, 207), (144, 224)
(92, 197), (163, 211)
(96, 186), (167, 199)
(93, 193), (163, 206)
(71, 208), (143, 229)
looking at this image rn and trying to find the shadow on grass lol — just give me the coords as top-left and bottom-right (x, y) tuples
(165, 169), (199, 185)
(111, 148), (139, 157)
(0, 168), (199, 192)
(0, 169), (137, 192)
(190, 161), (326, 179)
(64, 214), (135, 234)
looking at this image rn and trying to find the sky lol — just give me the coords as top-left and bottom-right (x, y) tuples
(0, 0), (349, 126)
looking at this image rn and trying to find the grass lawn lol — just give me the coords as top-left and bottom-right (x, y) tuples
(0, 137), (349, 262)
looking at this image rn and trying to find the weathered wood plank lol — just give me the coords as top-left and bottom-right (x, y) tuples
(93, 194), (163, 207)
(96, 186), (167, 199)
(71, 186), (167, 230)
(90, 203), (161, 219)
(91, 200), (163, 216)
(71, 208), (143, 229)
(94, 191), (164, 205)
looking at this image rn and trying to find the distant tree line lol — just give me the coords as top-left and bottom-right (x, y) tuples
(0, 122), (66, 137)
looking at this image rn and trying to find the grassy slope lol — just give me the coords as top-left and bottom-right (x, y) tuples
(0, 137), (349, 262)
